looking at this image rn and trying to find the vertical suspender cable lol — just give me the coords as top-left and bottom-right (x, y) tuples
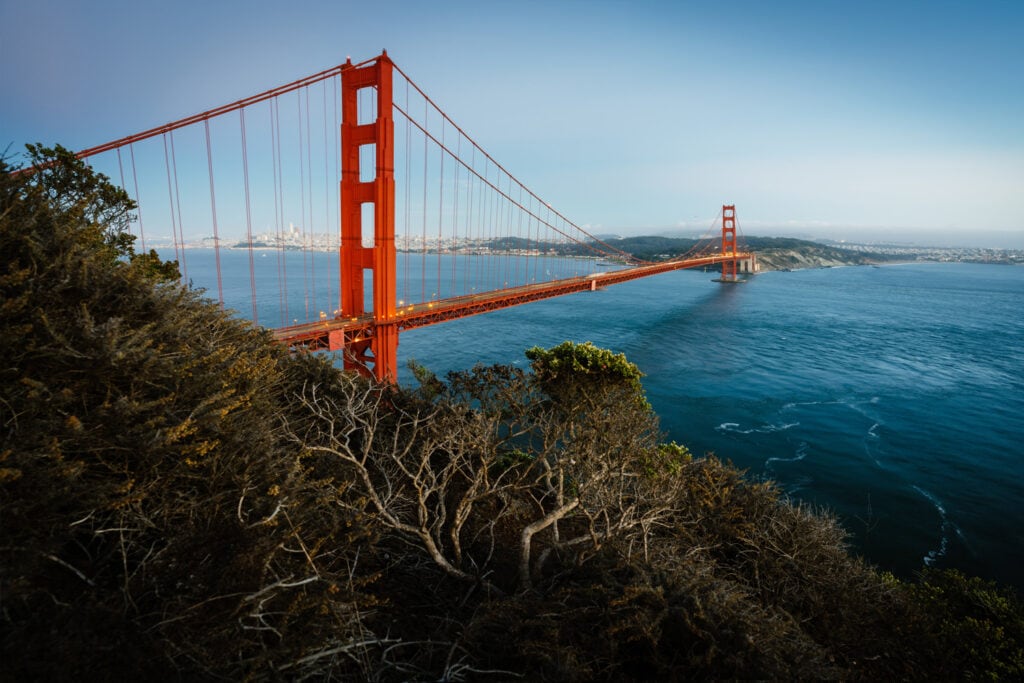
(273, 98), (289, 324)
(240, 109), (259, 324)
(162, 134), (182, 268)
(494, 172), (502, 288)
(481, 161), (490, 289)
(503, 175), (513, 288)
(556, 212), (563, 277)
(333, 75), (341, 315)
(562, 214), (569, 277)
(476, 158), (486, 287)
(169, 130), (188, 282)
(322, 81), (332, 317)
(306, 87), (317, 318)
(116, 149), (127, 198)
(530, 196), (538, 283)
(204, 120), (224, 307)
(499, 175), (507, 286)
(403, 77), (411, 306)
(462, 144), (474, 295)
(545, 205), (554, 282)
(500, 175), (508, 287)
(496, 178), (504, 288)
(489, 173), (497, 289)
(499, 174), (507, 287)
(270, 99), (286, 326)
(297, 91), (310, 321)
(128, 144), (147, 254)
(528, 193), (536, 282)
(543, 205), (551, 281)
(420, 97), (428, 304)
(436, 118), (444, 300)
(485, 163), (495, 290)
(515, 183), (524, 285)
(450, 134), (459, 296)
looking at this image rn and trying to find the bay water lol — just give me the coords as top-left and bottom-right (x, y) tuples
(170, 248), (1024, 589)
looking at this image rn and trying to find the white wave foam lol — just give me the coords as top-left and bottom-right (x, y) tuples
(716, 421), (799, 435)
(782, 400), (843, 411)
(784, 396), (883, 421)
(912, 485), (967, 567)
(924, 535), (950, 567)
(913, 485), (946, 516)
(766, 442), (809, 468)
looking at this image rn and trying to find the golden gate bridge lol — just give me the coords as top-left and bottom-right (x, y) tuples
(67, 51), (754, 381)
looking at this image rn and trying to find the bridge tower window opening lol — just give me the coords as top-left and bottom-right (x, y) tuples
(361, 202), (375, 248)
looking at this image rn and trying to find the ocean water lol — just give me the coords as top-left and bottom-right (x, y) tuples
(171, 249), (1024, 589)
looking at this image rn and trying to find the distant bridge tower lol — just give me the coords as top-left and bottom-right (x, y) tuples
(719, 204), (740, 282)
(333, 52), (398, 381)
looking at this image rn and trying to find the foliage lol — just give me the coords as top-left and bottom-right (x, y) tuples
(526, 340), (650, 411)
(12, 144), (180, 280)
(3, 147), (1023, 680)
(1, 148), (379, 680)
(905, 568), (1024, 679)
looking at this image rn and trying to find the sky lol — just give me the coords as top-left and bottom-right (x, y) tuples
(2, 0), (1023, 247)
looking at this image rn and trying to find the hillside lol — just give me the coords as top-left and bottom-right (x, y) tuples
(3, 147), (1023, 681)
(743, 236), (896, 270)
(595, 235), (897, 270)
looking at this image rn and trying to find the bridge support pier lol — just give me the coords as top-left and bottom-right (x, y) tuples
(336, 52), (398, 381)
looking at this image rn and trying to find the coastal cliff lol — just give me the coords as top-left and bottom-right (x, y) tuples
(735, 236), (885, 271)
(596, 235), (893, 272)
(752, 245), (880, 271)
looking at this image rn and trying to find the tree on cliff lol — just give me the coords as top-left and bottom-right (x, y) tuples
(295, 340), (683, 600)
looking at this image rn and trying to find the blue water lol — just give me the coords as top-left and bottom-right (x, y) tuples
(171, 249), (1024, 589)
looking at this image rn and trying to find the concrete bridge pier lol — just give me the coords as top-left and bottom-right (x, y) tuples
(738, 255), (758, 274)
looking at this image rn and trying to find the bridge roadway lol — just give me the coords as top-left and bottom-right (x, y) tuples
(272, 252), (752, 351)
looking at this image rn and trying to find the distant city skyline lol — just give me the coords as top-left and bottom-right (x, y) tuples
(2, 1), (1022, 248)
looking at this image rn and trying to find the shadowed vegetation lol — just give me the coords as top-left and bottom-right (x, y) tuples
(2, 146), (1022, 680)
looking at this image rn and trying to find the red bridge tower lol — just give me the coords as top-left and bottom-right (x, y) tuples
(332, 53), (397, 381)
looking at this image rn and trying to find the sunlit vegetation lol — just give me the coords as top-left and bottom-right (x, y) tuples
(2, 147), (1022, 680)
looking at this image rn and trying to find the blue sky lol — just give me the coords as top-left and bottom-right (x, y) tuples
(2, 0), (1022, 247)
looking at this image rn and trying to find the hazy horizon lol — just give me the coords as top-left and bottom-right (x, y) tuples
(625, 224), (1024, 250)
(143, 225), (1024, 252)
